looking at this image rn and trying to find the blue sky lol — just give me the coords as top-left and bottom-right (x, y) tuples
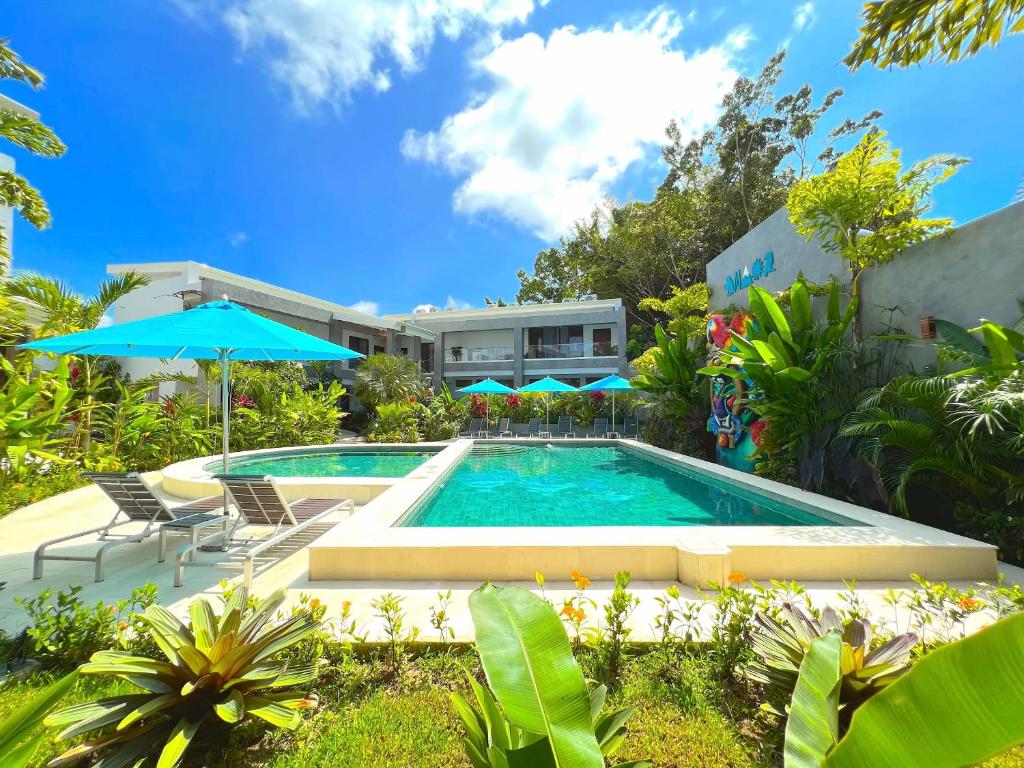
(4, 1), (1022, 315)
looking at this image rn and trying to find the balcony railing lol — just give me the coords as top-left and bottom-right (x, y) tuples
(445, 345), (514, 363)
(525, 342), (618, 359)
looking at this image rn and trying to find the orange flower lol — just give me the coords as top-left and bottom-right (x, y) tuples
(569, 569), (584, 582)
(959, 596), (984, 612)
(342, 600), (352, 613)
(561, 603), (576, 618)
(117, 621), (129, 630)
(309, 598), (322, 610)
(573, 607), (586, 622)
(728, 572), (747, 585)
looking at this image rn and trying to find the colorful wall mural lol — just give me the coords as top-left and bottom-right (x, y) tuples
(705, 312), (765, 472)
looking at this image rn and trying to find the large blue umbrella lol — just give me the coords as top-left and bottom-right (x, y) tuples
(517, 376), (577, 434)
(21, 299), (363, 486)
(580, 374), (634, 435)
(459, 378), (515, 431)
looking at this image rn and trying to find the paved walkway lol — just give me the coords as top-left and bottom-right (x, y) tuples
(2, 476), (1021, 642)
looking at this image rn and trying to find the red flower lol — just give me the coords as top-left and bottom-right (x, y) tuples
(470, 394), (487, 417)
(749, 419), (767, 447)
(233, 394), (255, 409)
(407, 395), (417, 404)
(69, 363), (80, 382)
(506, 393), (520, 407)
(162, 397), (176, 415)
(589, 391), (605, 402)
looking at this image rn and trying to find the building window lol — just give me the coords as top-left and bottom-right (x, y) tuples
(373, 345), (384, 355)
(592, 328), (615, 356)
(349, 336), (370, 368)
(420, 342), (434, 373)
(525, 325), (586, 359)
(454, 378), (473, 390)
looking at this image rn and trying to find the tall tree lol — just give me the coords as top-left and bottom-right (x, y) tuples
(845, 0), (1024, 70)
(0, 39), (66, 271)
(787, 130), (964, 343)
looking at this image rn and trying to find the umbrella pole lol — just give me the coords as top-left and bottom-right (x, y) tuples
(220, 351), (230, 517)
(546, 393), (550, 435)
(612, 390), (616, 435)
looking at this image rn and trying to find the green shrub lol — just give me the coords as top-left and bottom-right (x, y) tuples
(367, 402), (421, 443)
(44, 587), (320, 768)
(354, 354), (429, 409)
(13, 583), (158, 670)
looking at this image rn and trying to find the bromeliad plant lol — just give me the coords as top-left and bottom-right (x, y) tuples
(746, 602), (916, 718)
(453, 583), (649, 768)
(44, 587), (320, 768)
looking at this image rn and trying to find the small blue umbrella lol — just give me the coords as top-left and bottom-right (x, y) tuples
(459, 378), (515, 431)
(517, 376), (577, 433)
(21, 299), (363, 489)
(580, 374), (634, 435)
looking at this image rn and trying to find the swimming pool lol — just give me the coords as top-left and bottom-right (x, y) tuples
(206, 448), (438, 478)
(400, 444), (856, 527)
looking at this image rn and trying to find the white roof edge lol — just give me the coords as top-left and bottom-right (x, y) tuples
(383, 297), (622, 322)
(0, 93), (40, 120)
(107, 260), (393, 330)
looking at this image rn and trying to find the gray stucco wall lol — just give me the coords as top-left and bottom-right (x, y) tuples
(705, 207), (848, 309)
(704, 201), (1024, 368)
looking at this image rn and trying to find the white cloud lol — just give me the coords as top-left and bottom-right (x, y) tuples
(97, 312), (114, 328)
(228, 231), (249, 247)
(349, 300), (381, 316)
(792, 2), (816, 32)
(184, 0), (543, 110)
(401, 10), (748, 239)
(446, 295), (473, 310)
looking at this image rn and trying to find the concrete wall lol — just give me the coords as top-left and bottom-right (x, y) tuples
(705, 203), (1024, 369)
(705, 207), (847, 309)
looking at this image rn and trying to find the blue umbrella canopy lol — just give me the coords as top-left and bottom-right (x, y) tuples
(517, 377), (577, 434)
(517, 376), (578, 393)
(458, 378), (515, 395)
(21, 300), (363, 485)
(579, 374), (633, 392)
(20, 300), (362, 361)
(580, 374), (634, 435)
(458, 379), (515, 433)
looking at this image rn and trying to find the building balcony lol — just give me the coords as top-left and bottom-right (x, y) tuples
(445, 346), (514, 363)
(524, 342), (618, 360)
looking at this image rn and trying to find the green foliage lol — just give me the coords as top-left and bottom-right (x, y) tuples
(784, 633), (842, 768)
(516, 240), (594, 304)
(794, 612), (1024, 767)
(845, 0), (1024, 70)
(632, 324), (703, 439)
(637, 283), (709, 342)
(0, 355), (75, 477)
(594, 571), (639, 687)
(15, 584), (158, 670)
(0, 39), (66, 264)
(787, 131), (962, 341)
(354, 354), (430, 409)
(0, 671), (77, 768)
(0, 460), (88, 518)
(367, 401), (421, 443)
(44, 587), (321, 768)
(746, 603), (916, 716)
(467, 583), (608, 767)
(231, 375), (347, 451)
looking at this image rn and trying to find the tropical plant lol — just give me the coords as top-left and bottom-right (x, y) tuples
(746, 602), (916, 718)
(0, 355), (75, 477)
(637, 282), (709, 342)
(353, 353), (429, 409)
(458, 583), (650, 768)
(0, 671), (78, 768)
(698, 280), (866, 493)
(44, 587), (320, 768)
(632, 324), (703, 427)
(0, 39), (67, 269)
(90, 382), (168, 469)
(230, 379), (346, 451)
(366, 401), (420, 443)
(845, 0), (1024, 70)
(4, 271), (150, 449)
(787, 130), (962, 344)
(782, 611), (1024, 767)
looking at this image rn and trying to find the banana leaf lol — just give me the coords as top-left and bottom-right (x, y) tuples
(784, 633), (842, 768)
(469, 584), (604, 768)
(826, 612), (1024, 768)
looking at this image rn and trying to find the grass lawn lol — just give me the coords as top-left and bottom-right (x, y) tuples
(3, 647), (1022, 767)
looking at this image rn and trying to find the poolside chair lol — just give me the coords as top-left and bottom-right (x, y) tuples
(170, 474), (353, 588)
(33, 472), (225, 583)
(493, 417), (513, 438)
(555, 415), (575, 438)
(622, 417), (641, 440)
(526, 417), (542, 438)
(458, 418), (482, 438)
(590, 418), (609, 438)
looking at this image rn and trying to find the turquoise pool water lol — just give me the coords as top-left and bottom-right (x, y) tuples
(400, 444), (855, 527)
(209, 448), (437, 478)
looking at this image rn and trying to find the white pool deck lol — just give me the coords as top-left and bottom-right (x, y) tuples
(0, 444), (1018, 642)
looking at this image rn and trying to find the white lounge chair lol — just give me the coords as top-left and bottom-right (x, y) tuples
(170, 474), (352, 588)
(33, 472), (224, 583)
